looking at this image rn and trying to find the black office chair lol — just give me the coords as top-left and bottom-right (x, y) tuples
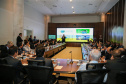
(27, 60), (45, 66)
(0, 64), (17, 84)
(76, 69), (110, 84)
(0, 58), (7, 64)
(116, 71), (126, 84)
(25, 66), (54, 84)
(86, 63), (106, 70)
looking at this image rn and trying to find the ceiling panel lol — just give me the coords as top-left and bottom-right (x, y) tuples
(24, 0), (119, 15)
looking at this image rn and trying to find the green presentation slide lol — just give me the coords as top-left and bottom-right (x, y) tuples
(57, 28), (93, 42)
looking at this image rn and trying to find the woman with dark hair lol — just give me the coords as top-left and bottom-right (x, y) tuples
(23, 40), (31, 52)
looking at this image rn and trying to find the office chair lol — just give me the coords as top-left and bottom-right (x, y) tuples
(27, 60), (45, 66)
(86, 63), (106, 70)
(25, 66), (54, 84)
(116, 71), (126, 84)
(76, 69), (110, 84)
(0, 64), (17, 84)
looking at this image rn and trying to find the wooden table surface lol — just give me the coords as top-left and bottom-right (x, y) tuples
(21, 58), (80, 74)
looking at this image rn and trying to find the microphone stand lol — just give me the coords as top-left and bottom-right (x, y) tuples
(69, 51), (73, 64)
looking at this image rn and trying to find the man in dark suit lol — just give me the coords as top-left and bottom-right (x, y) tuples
(105, 49), (126, 84)
(29, 35), (33, 44)
(35, 45), (53, 68)
(1, 41), (13, 58)
(18, 42), (23, 55)
(5, 46), (26, 83)
(62, 34), (66, 43)
(50, 40), (56, 45)
(16, 33), (23, 47)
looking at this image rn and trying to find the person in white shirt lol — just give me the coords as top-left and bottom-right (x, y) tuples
(75, 49), (101, 81)
(23, 40), (31, 52)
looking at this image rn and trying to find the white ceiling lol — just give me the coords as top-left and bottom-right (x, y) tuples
(24, 0), (119, 15)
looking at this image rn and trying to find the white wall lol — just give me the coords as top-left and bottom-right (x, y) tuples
(0, 0), (14, 45)
(51, 15), (101, 23)
(24, 3), (45, 40)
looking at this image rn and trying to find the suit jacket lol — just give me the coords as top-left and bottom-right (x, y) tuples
(62, 36), (66, 43)
(105, 58), (126, 84)
(5, 56), (26, 79)
(35, 57), (53, 68)
(1, 45), (9, 58)
(29, 38), (33, 43)
(18, 47), (23, 55)
(17, 36), (23, 47)
(105, 52), (111, 60)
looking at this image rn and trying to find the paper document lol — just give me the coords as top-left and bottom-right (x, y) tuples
(55, 66), (63, 69)
(22, 63), (28, 66)
(73, 59), (79, 62)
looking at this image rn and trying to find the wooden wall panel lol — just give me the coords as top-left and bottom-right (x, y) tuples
(48, 22), (104, 47)
(105, 0), (125, 43)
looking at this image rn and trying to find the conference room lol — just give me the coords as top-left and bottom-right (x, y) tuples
(0, 0), (126, 84)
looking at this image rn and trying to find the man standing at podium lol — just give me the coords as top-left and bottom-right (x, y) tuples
(62, 34), (66, 43)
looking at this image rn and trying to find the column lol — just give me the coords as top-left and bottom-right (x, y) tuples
(13, 0), (24, 45)
(101, 13), (105, 43)
(44, 15), (51, 40)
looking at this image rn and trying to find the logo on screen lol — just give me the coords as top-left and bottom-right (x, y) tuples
(61, 30), (65, 33)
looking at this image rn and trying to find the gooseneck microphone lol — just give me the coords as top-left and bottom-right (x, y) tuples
(69, 51), (73, 64)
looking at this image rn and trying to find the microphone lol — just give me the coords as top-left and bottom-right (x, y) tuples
(69, 51), (72, 53)
(69, 51), (73, 64)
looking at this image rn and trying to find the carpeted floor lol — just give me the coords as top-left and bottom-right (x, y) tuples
(52, 47), (82, 60)
(52, 47), (82, 83)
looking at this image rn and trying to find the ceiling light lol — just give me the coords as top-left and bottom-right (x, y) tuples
(72, 6), (74, 8)
(73, 11), (75, 13)
(70, 0), (72, 2)
(89, 4), (93, 5)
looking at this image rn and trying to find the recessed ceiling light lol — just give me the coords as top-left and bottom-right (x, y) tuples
(53, 5), (57, 7)
(72, 6), (74, 8)
(89, 4), (93, 5)
(70, 0), (72, 2)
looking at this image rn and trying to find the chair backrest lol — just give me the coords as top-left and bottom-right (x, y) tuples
(0, 64), (16, 84)
(116, 71), (126, 84)
(76, 69), (110, 84)
(0, 58), (7, 64)
(86, 63), (106, 70)
(28, 60), (45, 66)
(26, 66), (53, 84)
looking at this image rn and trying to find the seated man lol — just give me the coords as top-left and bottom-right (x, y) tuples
(104, 47), (112, 60)
(105, 49), (126, 84)
(5, 46), (26, 82)
(1, 41), (13, 58)
(18, 42), (23, 55)
(75, 49), (101, 81)
(50, 40), (56, 45)
(77, 49), (101, 71)
(35, 45), (53, 68)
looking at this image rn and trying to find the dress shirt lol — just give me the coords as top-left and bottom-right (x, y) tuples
(77, 61), (98, 71)
(7, 46), (9, 50)
(23, 45), (31, 52)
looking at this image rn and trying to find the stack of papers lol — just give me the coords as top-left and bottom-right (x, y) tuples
(55, 66), (63, 69)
